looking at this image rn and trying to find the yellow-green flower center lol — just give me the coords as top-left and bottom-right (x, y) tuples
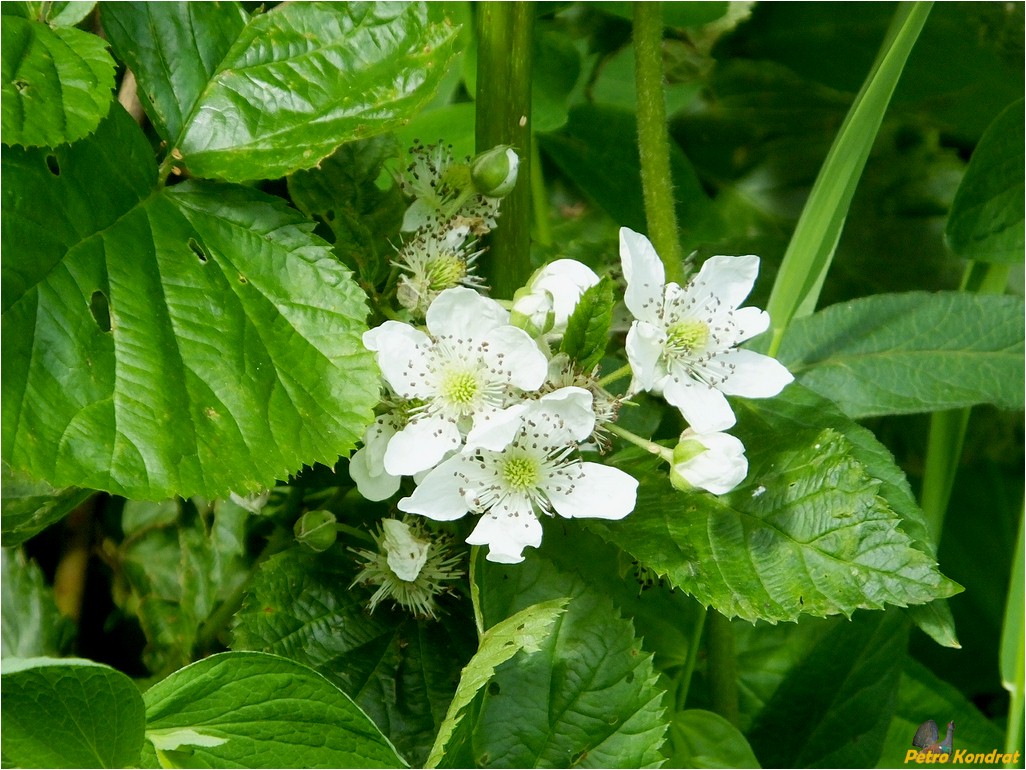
(501, 455), (541, 491)
(665, 319), (709, 357)
(425, 255), (467, 291)
(441, 370), (480, 407)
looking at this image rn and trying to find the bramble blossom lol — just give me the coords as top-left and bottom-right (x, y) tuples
(511, 259), (600, 336)
(620, 227), (793, 432)
(399, 389), (637, 563)
(668, 428), (749, 495)
(362, 287), (548, 477)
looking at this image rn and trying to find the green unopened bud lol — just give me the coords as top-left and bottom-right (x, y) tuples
(470, 145), (519, 198)
(668, 438), (708, 492)
(294, 509), (338, 552)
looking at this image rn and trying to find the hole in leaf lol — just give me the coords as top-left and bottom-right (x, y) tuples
(89, 290), (111, 332)
(238, 274), (248, 284)
(188, 238), (208, 263)
(45, 155), (60, 176)
(14, 79), (29, 93)
(487, 682), (500, 696)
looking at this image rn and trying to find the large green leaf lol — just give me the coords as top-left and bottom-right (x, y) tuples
(1, 462), (92, 547)
(586, 387), (961, 623)
(2, 106), (378, 500)
(777, 292), (1025, 418)
(1, 549), (75, 657)
(1, 657), (146, 768)
(100, 2), (248, 147)
(665, 710), (760, 769)
(105, 2), (458, 181)
(747, 611), (908, 768)
(143, 651), (404, 768)
(945, 98), (1025, 263)
(232, 546), (475, 766)
(1, 16), (115, 148)
(448, 549), (668, 769)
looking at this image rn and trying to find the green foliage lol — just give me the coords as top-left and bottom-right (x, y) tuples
(1, 462), (92, 547)
(560, 276), (615, 371)
(2, 105), (379, 500)
(945, 99), (1025, 263)
(1, 657), (146, 768)
(665, 710), (761, 768)
(778, 292), (1025, 418)
(232, 546), (476, 766)
(0, 15), (116, 147)
(143, 651), (404, 768)
(102, 2), (458, 181)
(1, 549), (74, 657)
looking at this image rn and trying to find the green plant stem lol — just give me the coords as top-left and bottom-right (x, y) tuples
(530, 134), (552, 247)
(920, 261), (1010, 542)
(675, 601), (706, 711)
(598, 363), (633, 389)
(633, 1), (684, 285)
(469, 545), (485, 639)
(476, 2), (534, 298)
(606, 422), (670, 460)
(1002, 504), (1025, 764)
(706, 609), (740, 726)
(764, 2), (933, 357)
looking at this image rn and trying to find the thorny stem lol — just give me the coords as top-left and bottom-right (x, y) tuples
(633, 1), (685, 285)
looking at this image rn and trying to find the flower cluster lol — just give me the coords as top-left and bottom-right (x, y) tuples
(351, 147), (792, 570)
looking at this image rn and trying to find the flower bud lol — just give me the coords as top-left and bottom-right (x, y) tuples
(294, 509), (338, 552)
(668, 429), (748, 495)
(510, 284), (556, 337)
(470, 145), (519, 198)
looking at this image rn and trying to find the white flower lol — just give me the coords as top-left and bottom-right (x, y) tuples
(398, 393), (638, 564)
(394, 226), (485, 318)
(669, 428), (748, 495)
(620, 227), (793, 432)
(511, 259), (600, 336)
(363, 287), (548, 477)
(349, 414), (403, 501)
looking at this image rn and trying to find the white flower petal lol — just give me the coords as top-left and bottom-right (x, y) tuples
(398, 455), (471, 521)
(731, 307), (771, 344)
(363, 322), (433, 398)
(401, 199), (434, 232)
(688, 254), (760, 311)
(384, 415), (462, 476)
(619, 228), (665, 325)
(349, 447), (401, 502)
(465, 402), (530, 452)
(465, 510), (543, 564)
(546, 462), (638, 520)
(708, 349), (794, 398)
(675, 429), (748, 495)
(382, 519), (431, 581)
(662, 375), (737, 432)
(426, 287), (509, 338)
(626, 321), (668, 391)
(531, 387), (596, 442)
(531, 259), (600, 328)
(481, 325), (548, 390)
(363, 415), (400, 468)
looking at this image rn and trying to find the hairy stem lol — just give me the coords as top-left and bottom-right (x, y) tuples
(633, 1), (684, 285)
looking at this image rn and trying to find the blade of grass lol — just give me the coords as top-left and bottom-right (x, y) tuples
(765, 2), (933, 357)
(1001, 504), (1024, 764)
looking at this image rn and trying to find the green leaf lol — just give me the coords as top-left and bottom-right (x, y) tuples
(288, 135), (406, 287)
(666, 710), (760, 769)
(1, 657), (146, 768)
(765, 4), (933, 351)
(2, 105), (379, 500)
(143, 651), (404, 768)
(452, 548), (668, 769)
(539, 104), (715, 245)
(945, 98), (1025, 263)
(531, 29), (582, 134)
(100, 2), (248, 146)
(777, 292), (1026, 418)
(877, 658), (1007, 768)
(115, 498), (251, 676)
(1, 16), (116, 148)
(1, 462), (92, 547)
(747, 611), (908, 768)
(597, 2), (730, 27)
(43, 2), (96, 27)
(560, 276), (615, 372)
(425, 598), (569, 768)
(587, 388), (961, 623)
(1, 549), (75, 657)
(108, 2), (458, 181)
(232, 546), (475, 766)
